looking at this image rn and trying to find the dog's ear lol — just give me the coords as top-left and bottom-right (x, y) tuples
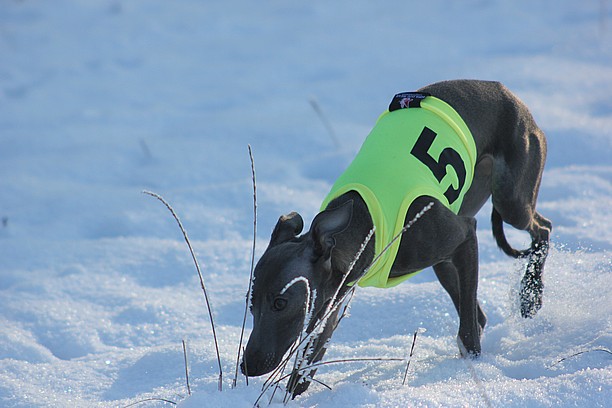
(270, 212), (304, 246)
(311, 200), (353, 258)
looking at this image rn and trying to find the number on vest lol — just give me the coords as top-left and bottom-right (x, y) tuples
(410, 127), (466, 205)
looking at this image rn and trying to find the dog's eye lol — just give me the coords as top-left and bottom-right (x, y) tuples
(272, 297), (287, 311)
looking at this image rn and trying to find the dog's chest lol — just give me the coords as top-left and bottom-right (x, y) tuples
(320, 94), (478, 288)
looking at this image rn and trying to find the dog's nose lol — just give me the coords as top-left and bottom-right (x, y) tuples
(240, 351), (277, 377)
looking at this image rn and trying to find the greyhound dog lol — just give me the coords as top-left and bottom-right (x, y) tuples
(241, 80), (552, 397)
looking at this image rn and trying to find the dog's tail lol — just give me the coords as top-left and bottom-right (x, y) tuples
(491, 207), (531, 258)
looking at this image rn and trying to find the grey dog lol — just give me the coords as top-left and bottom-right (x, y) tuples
(241, 79), (552, 397)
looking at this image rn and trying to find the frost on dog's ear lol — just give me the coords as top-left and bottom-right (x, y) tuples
(270, 212), (304, 246)
(311, 200), (353, 258)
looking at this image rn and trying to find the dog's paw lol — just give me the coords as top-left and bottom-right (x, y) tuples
(519, 276), (543, 318)
(457, 336), (481, 359)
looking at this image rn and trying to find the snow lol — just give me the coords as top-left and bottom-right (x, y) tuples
(1, 0), (610, 407)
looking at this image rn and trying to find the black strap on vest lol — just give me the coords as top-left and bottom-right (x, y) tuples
(388, 92), (431, 111)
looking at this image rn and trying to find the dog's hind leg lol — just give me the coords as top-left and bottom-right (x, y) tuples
(518, 213), (552, 318)
(491, 125), (552, 318)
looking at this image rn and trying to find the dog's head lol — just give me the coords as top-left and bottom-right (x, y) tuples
(240, 201), (353, 377)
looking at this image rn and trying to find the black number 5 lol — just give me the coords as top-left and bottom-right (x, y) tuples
(410, 127), (466, 205)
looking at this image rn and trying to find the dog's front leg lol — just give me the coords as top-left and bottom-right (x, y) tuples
(287, 306), (341, 398)
(397, 199), (483, 356)
(452, 217), (482, 357)
(433, 261), (487, 333)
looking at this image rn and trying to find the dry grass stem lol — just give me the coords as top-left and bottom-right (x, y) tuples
(402, 329), (419, 385)
(234, 144), (258, 388)
(182, 339), (191, 396)
(142, 190), (223, 391)
(549, 348), (612, 368)
(309, 96), (340, 149)
(123, 397), (177, 407)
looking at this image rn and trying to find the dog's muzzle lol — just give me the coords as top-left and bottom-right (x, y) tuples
(241, 350), (278, 377)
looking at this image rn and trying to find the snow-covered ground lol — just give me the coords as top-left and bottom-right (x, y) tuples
(1, 1), (610, 407)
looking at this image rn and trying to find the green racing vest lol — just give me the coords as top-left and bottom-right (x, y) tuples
(320, 93), (477, 288)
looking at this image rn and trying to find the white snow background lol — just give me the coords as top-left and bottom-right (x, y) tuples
(1, 1), (611, 407)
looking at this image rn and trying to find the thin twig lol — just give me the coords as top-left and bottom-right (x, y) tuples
(143, 190), (223, 391)
(278, 357), (404, 382)
(234, 144), (258, 388)
(254, 357), (403, 408)
(549, 348), (612, 368)
(309, 96), (341, 150)
(122, 397), (177, 407)
(307, 376), (333, 391)
(280, 279), (315, 404)
(139, 138), (153, 160)
(274, 357), (404, 404)
(182, 340), (191, 396)
(402, 329), (419, 385)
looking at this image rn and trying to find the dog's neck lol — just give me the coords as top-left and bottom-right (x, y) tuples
(325, 191), (376, 290)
